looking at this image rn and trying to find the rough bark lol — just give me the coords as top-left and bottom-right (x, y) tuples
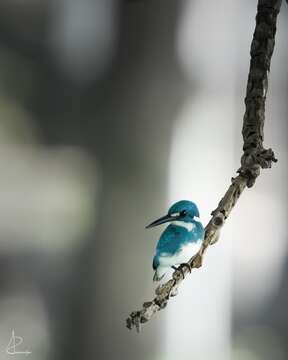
(126, 0), (282, 332)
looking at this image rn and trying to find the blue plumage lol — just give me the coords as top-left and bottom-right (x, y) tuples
(146, 200), (204, 281)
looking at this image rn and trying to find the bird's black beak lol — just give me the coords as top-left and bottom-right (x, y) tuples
(146, 214), (177, 229)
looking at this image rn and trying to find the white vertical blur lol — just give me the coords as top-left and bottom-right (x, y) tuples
(167, 98), (234, 360)
(165, 1), (241, 359)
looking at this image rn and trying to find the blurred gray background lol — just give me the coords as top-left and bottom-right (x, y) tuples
(0, 1), (287, 360)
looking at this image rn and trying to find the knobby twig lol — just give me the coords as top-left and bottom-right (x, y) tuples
(126, 0), (281, 332)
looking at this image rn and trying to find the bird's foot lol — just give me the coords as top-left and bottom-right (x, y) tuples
(172, 263), (191, 280)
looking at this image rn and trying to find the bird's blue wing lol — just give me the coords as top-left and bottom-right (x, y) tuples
(155, 224), (189, 255)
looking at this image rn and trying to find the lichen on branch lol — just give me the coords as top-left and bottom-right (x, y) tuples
(126, 0), (282, 332)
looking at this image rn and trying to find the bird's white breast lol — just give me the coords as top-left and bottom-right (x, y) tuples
(158, 241), (202, 267)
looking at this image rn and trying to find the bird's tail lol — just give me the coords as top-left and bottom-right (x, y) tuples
(153, 266), (166, 282)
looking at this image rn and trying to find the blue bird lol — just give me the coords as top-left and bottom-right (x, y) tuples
(146, 200), (205, 281)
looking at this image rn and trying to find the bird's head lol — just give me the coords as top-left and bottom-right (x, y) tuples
(146, 200), (200, 228)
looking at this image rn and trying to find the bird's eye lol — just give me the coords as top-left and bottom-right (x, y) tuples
(180, 210), (187, 216)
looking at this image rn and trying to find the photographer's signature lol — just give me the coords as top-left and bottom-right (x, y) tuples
(6, 330), (31, 356)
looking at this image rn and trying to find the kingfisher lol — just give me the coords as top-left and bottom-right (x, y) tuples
(146, 200), (205, 282)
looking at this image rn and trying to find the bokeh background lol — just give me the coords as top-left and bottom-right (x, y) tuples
(0, 1), (287, 359)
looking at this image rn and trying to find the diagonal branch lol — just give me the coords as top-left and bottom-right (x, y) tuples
(126, 0), (282, 332)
